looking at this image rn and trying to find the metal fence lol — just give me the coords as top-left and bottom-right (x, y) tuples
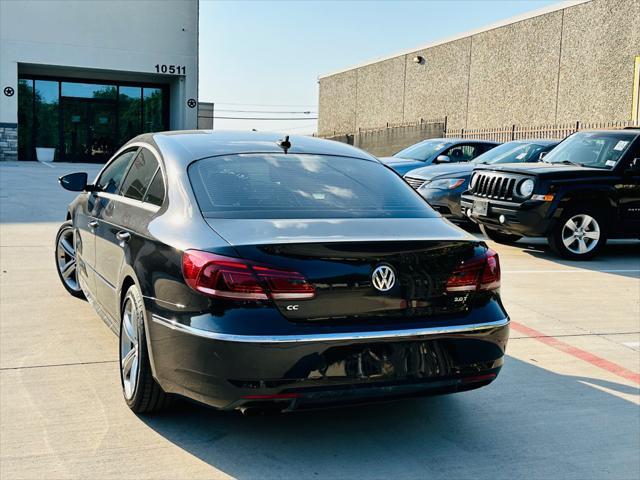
(321, 118), (639, 155)
(444, 119), (640, 142)
(322, 118), (446, 157)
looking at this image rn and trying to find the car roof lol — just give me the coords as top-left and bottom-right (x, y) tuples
(513, 138), (560, 146)
(128, 130), (378, 163)
(413, 138), (499, 145)
(576, 129), (640, 137)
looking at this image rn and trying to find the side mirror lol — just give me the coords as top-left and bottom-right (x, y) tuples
(625, 158), (640, 174)
(59, 172), (89, 192)
(539, 151), (548, 160)
(435, 155), (451, 163)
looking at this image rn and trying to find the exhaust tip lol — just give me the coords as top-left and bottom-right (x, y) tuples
(239, 406), (284, 416)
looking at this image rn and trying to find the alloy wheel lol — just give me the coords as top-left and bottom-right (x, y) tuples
(561, 214), (601, 255)
(120, 298), (140, 400)
(56, 227), (80, 292)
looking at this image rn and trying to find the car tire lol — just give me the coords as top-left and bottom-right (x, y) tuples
(55, 220), (85, 299)
(548, 208), (607, 260)
(480, 224), (523, 245)
(119, 284), (171, 413)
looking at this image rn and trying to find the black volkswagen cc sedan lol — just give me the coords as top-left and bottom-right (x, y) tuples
(55, 131), (509, 414)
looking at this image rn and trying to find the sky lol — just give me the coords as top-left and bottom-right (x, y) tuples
(198, 0), (560, 134)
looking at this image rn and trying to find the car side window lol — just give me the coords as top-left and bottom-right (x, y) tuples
(96, 149), (137, 194)
(143, 169), (166, 206)
(445, 144), (478, 162)
(479, 144), (497, 156)
(120, 148), (160, 201)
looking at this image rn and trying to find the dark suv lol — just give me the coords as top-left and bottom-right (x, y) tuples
(460, 128), (640, 259)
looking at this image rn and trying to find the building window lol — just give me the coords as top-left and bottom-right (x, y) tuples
(119, 86), (142, 145)
(17, 79), (34, 161)
(17, 76), (168, 162)
(61, 82), (117, 99)
(143, 88), (164, 133)
(34, 80), (60, 158)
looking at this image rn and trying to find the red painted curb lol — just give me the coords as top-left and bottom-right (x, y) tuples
(510, 321), (640, 385)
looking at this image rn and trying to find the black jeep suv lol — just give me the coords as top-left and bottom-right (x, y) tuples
(461, 128), (640, 260)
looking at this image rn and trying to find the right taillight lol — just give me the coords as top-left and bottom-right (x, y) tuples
(479, 249), (500, 290)
(446, 249), (500, 293)
(182, 250), (315, 301)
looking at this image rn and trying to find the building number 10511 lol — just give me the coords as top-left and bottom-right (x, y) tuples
(155, 64), (186, 75)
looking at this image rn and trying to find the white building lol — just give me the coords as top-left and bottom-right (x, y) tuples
(0, 0), (199, 162)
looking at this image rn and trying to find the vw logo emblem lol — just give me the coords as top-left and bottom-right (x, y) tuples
(372, 265), (396, 292)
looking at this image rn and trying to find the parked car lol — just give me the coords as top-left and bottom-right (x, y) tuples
(460, 128), (640, 259)
(404, 139), (559, 224)
(379, 138), (500, 175)
(55, 131), (509, 414)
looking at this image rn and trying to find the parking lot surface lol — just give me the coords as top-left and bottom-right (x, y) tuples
(1, 161), (639, 480)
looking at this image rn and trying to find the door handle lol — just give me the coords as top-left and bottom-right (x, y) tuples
(88, 220), (99, 229)
(116, 231), (131, 243)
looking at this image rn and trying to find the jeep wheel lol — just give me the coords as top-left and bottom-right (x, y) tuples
(548, 211), (606, 260)
(480, 225), (522, 245)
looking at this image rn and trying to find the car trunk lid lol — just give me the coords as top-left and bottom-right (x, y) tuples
(203, 218), (483, 322)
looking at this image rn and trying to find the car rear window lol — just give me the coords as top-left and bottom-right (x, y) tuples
(143, 169), (165, 206)
(188, 154), (437, 219)
(120, 148), (159, 201)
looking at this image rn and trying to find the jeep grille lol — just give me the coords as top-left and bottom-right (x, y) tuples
(471, 173), (517, 200)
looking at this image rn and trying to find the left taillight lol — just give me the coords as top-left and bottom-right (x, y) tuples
(445, 249), (501, 293)
(182, 250), (315, 301)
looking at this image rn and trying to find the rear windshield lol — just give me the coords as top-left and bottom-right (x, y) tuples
(188, 154), (437, 219)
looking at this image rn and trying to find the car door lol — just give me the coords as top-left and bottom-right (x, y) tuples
(80, 148), (137, 300)
(89, 148), (138, 318)
(616, 142), (640, 235)
(94, 146), (162, 320)
(74, 192), (97, 297)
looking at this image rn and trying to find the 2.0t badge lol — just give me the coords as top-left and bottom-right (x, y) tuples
(372, 265), (396, 292)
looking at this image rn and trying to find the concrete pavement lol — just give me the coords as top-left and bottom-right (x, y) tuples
(1, 161), (638, 479)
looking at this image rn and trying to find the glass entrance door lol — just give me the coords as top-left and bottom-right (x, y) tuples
(90, 101), (118, 162)
(62, 98), (88, 162)
(61, 97), (117, 162)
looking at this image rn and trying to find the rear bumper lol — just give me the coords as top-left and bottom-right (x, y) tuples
(147, 314), (510, 411)
(460, 194), (554, 236)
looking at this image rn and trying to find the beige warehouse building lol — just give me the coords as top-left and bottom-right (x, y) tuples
(318, 0), (640, 145)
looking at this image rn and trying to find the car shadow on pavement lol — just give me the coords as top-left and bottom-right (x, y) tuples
(139, 357), (640, 479)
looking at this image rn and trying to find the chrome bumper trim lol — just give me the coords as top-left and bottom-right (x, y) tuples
(151, 314), (509, 344)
